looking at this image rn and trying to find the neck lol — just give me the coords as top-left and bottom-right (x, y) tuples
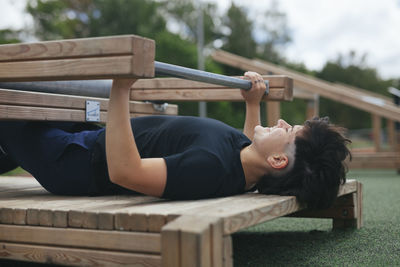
(240, 144), (269, 190)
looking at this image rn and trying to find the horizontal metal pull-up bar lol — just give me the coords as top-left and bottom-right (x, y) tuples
(0, 62), (269, 98)
(154, 61), (269, 92)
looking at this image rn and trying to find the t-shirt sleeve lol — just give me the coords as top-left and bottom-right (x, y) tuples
(162, 148), (226, 200)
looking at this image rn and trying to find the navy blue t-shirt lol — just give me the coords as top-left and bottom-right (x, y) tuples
(95, 116), (252, 199)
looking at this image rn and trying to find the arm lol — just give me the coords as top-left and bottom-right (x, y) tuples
(241, 72), (267, 140)
(106, 79), (167, 197)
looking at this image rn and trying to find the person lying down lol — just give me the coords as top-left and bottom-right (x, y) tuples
(0, 72), (351, 209)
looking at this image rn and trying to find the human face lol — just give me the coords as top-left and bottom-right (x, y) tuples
(252, 119), (303, 157)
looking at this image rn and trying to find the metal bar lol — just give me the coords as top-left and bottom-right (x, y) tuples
(0, 80), (112, 98)
(0, 61), (269, 98)
(155, 61), (269, 93)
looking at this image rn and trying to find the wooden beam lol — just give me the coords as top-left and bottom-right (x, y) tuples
(130, 87), (290, 102)
(387, 119), (397, 151)
(0, 224), (160, 254)
(0, 35), (155, 81)
(131, 75), (293, 102)
(0, 242), (161, 267)
(372, 114), (382, 152)
(0, 88), (177, 122)
(266, 102), (280, 126)
(133, 75), (292, 89)
(161, 215), (223, 267)
(212, 50), (400, 122)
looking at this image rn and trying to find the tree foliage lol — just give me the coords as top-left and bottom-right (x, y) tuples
(0, 0), (394, 129)
(316, 51), (393, 129)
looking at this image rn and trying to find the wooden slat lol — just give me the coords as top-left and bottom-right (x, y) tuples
(212, 50), (400, 122)
(161, 215), (222, 267)
(133, 75), (291, 89)
(0, 88), (178, 115)
(372, 114), (382, 152)
(0, 35), (155, 81)
(0, 242), (161, 267)
(0, 56), (135, 81)
(0, 104), (175, 122)
(223, 236), (233, 267)
(0, 224), (160, 253)
(130, 87), (290, 102)
(348, 151), (400, 169)
(0, 35), (135, 62)
(266, 102), (280, 126)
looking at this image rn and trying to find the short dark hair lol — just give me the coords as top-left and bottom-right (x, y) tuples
(256, 117), (351, 209)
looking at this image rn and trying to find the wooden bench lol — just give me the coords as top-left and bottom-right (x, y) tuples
(0, 176), (362, 267)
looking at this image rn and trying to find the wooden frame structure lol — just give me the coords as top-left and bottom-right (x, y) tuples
(0, 177), (363, 267)
(0, 36), (363, 266)
(212, 50), (400, 169)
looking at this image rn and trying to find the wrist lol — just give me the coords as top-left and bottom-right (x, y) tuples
(245, 101), (260, 108)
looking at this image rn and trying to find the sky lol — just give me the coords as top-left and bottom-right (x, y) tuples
(1, 0), (400, 79)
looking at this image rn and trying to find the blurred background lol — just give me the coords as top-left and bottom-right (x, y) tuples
(1, 0), (400, 149)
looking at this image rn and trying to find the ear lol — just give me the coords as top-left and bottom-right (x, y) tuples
(267, 154), (289, 169)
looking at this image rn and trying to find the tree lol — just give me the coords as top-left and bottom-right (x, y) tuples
(257, 0), (291, 64)
(222, 3), (257, 60)
(0, 29), (22, 44)
(316, 51), (392, 129)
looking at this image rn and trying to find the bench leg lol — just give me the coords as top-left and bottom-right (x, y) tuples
(333, 182), (363, 229)
(161, 215), (224, 267)
(223, 235), (233, 267)
(287, 182), (363, 230)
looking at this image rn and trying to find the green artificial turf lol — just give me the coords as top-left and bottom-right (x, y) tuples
(0, 169), (399, 266)
(233, 169), (400, 266)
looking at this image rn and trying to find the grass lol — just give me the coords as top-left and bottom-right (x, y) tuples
(1, 169), (399, 266)
(233, 169), (400, 266)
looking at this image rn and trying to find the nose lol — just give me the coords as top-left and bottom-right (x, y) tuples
(277, 119), (291, 129)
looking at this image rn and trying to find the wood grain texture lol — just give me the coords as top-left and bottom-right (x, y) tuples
(0, 105), (176, 122)
(0, 35), (155, 81)
(0, 224), (160, 253)
(161, 216), (222, 267)
(0, 177), (360, 234)
(0, 242), (161, 267)
(133, 75), (292, 89)
(130, 88), (289, 102)
(348, 151), (400, 169)
(0, 35), (135, 62)
(0, 88), (177, 122)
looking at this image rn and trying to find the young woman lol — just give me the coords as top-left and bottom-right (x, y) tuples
(0, 72), (350, 209)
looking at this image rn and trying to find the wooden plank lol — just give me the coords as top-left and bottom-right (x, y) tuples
(132, 35), (155, 78)
(266, 102), (280, 127)
(332, 182), (363, 229)
(0, 56), (136, 81)
(0, 88), (178, 115)
(306, 96), (319, 119)
(293, 87), (315, 100)
(223, 236), (233, 267)
(130, 87), (290, 102)
(0, 35), (136, 62)
(112, 196), (245, 233)
(372, 114), (382, 152)
(133, 75), (291, 89)
(0, 242), (161, 267)
(0, 35), (155, 81)
(212, 50), (400, 122)
(179, 180), (358, 234)
(387, 119), (397, 151)
(0, 224), (160, 253)
(161, 215), (222, 267)
(0, 104), (175, 122)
